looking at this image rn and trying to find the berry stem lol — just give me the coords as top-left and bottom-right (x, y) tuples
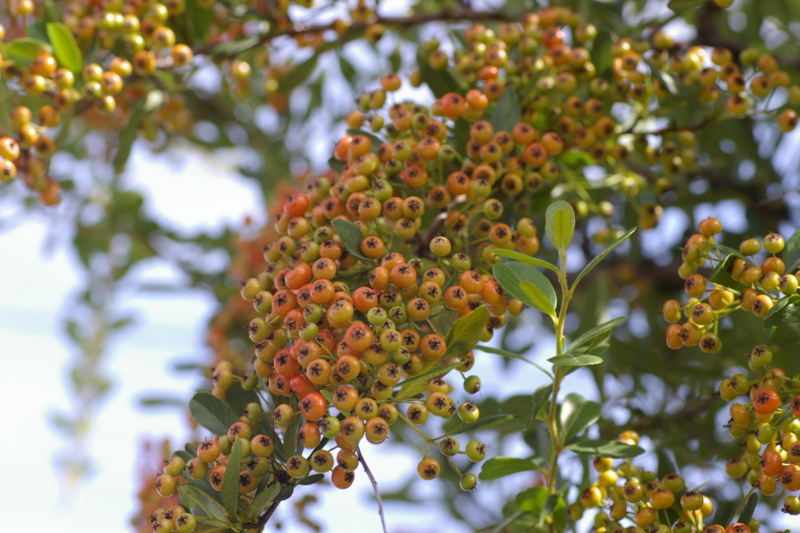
(546, 247), (572, 500)
(358, 449), (390, 533)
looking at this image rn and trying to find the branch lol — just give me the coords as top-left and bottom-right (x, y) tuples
(358, 449), (389, 533)
(414, 213), (446, 257)
(256, 500), (280, 533)
(198, 9), (513, 56)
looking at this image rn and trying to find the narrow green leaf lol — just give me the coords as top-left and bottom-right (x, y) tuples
(538, 494), (564, 526)
(114, 111), (140, 173)
(211, 36), (260, 56)
(667, 0), (705, 12)
(298, 473), (325, 485)
(444, 305), (488, 358)
(396, 307), (487, 400)
(545, 201), (575, 251)
(46, 22), (82, 73)
(782, 230), (800, 274)
(480, 457), (545, 481)
(737, 493), (758, 525)
(331, 218), (368, 260)
(566, 440), (645, 458)
(548, 353), (603, 367)
(573, 227), (636, 288)
(520, 281), (557, 318)
(450, 414), (519, 435)
(492, 249), (559, 272)
(559, 393), (601, 442)
(493, 262), (557, 311)
(221, 438), (244, 519)
(250, 484), (281, 516)
(474, 345), (553, 376)
(189, 391), (239, 436)
(394, 360), (463, 390)
(525, 384), (553, 431)
(566, 317), (626, 354)
(489, 88), (520, 134)
(178, 485), (229, 522)
(6, 37), (52, 62)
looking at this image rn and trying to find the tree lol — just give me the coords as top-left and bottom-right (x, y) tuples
(1, 0), (800, 532)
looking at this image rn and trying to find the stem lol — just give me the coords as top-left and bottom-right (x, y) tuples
(256, 500), (280, 533)
(358, 449), (390, 533)
(546, 248), (572, 496)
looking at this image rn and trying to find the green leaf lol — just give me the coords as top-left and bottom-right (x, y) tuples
(221, 438), (244, 519)
(538, 493), (564, 526)
(708, 255), (748, 292)
(415, 47), (469, 98)
(450, 414), (520, 435)
(557, 150), (594, 169)
(211, 36), (260, 56)
(489, 88), (520, 134)
(474, 345), (552, 375)
(480, 457), (544, 481)
(519, 280), (557, 318)
(574, 227), (636, 288)
(189, 391), (239, 436)
(394, 360), (464, 390)
(7, 37), (52, 62)
(279, 42), (337, 93)
(491, 249), (559, 273)
(566, 440), (645, 458)
(493, 262), (557, 313)
(42, 1), (63, 22)
(737, 492), (758, 525)
(548, 353), (603, 367)
(396, 307), (487, 400)
(444, 304), (488, 358)
(525, 384), (553, 430)
(667, 0), (705, 12)
(782, 230), (800, 274)
(298, 473), (325, 485)
(516, 487), (549, 514)
(331, 218), (368, 260)
(546, 201), (575, 251)
(225, 382), (260, 416)
(114, 112), (139, 173)
(559, 393), (601, 442)
(178, 485), (229, 522)
(337, 52), (357, 84)
(764, 294), (800, 342)
(250, 484), (281, 516)
(46, 22), (82, 73)
(566, 317), (626, 354)
(590, 30), (613, 75)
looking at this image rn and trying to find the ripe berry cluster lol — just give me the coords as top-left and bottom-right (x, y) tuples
(570, 431), (761, 533)
(148, 502), (197, 532)
(662, 217), (800, 517)
(663, 219), (793, 352)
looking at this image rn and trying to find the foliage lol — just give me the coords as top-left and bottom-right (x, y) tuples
(2, 0), (800, 532)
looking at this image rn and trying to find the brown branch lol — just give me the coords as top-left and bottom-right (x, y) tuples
(358, 449), (390, 533)
(415, 213), (446, 257)
(197, 9), (513, 56)
(627, 118), (711, 136)
(256, 500), (280, 533)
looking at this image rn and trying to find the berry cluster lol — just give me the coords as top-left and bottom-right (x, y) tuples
(148, 503), (197, 533)
(663, 220), (794, 352)
(663, 218), (800, 517)
(570, 431), (761, 533)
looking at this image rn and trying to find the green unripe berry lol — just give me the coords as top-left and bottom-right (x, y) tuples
(460, 473), (477, 491)
(465, 440), (486, 461)
(464, 375), (482, 394)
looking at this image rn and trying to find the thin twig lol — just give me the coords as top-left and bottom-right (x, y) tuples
(414, 213), (446, 256)
(196, 9), (512, 56)
(256, 500), (280, 533)
(357, 449), (390, 533)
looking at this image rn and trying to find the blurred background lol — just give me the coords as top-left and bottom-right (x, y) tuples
(2, 0), (800, 531)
